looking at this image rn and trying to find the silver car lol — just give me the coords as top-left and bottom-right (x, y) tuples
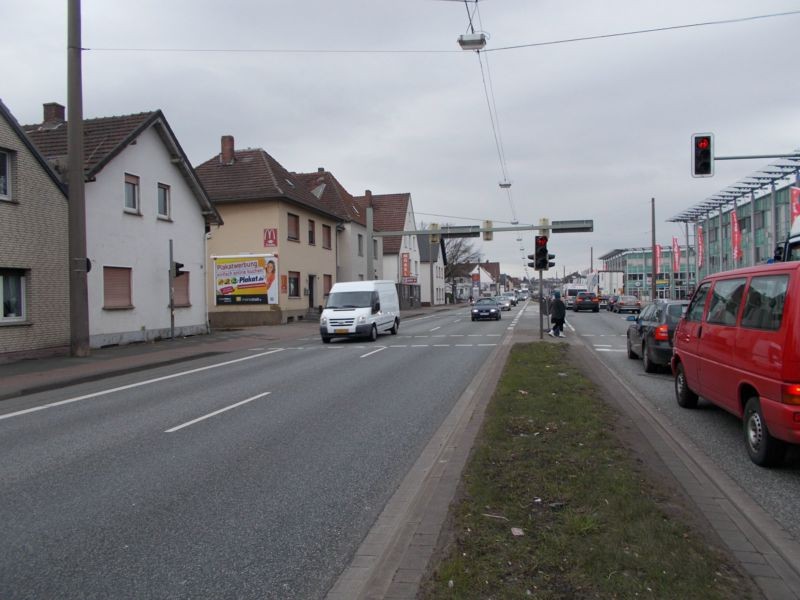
(494, 296), (512, 311)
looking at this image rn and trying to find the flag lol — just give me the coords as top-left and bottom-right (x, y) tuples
(791, 187), (800, 227)
(672, 236), (681, 273)
(655, 244), (662, 274)
(697, 226), (704, 268)
(731, 211), (743, 261)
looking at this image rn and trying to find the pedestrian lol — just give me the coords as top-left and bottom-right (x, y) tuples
(549, 290), (566, 337)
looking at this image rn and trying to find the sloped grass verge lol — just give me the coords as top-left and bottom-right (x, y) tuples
(420, 342), (754, 599)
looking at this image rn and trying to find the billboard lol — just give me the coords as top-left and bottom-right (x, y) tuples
(213, 254), (278, 305)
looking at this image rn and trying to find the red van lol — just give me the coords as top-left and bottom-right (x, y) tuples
(671, 261), (800, 467)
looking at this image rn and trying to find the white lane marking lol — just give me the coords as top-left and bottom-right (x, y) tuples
(433, 344), (450, 347)
(450, 334), (465, 337)
(593, 344), (613, 348)
(455, 344), (473, 347)
(0, 349), (286, 422)
(165, 392), (270, 433)
(414, 335), (429, 338)
(361, 346), (387, 358)
(478, 344), (498, 347)
(390, 345), (408, 348)
(430, 326), (441, 332)
(595, 348), (626, 353)
(411, 344), (428, 348)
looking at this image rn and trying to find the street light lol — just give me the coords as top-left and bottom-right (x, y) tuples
(457, 32), (488, 50)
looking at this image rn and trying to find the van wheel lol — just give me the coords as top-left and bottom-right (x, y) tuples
(321, 336), (331, 344)
(674, 363), (698, 408)
(390, 319), (399, 335)
(369, 325), (378, 342)
(642, 342), (657, 373)
(744, 397), (787, 467)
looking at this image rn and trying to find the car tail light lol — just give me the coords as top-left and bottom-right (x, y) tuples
(782, 384), (800, 405)
(654, 324), (669, 341)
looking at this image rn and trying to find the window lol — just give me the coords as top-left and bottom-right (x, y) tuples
(358, 234), (364, 257)
(754, 211), (764, 230)
(103, 267), (133, 309)
(686, 282), (710, 322)
(288, 213), (300, 241)
(0, 150), (10, 201)
(740, 275), (788, 331)
(322, 224), (332, 249)
(1, 269), (25, 320)
(308, 219), (316, 245)
(124, 174), (140, 213)
(288, 271), (300, 297)
(323, 274), (332, 296)
(706, 278), (746, 326)
(173, 272), (190, 307)
(373, 238), (378, 259)
(157, 183), (171, 219)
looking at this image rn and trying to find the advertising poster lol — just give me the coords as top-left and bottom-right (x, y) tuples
(654, 244), (662, 274)
(213, 255), (278, 305)
(672, 236), (681, 273)
(697, 226), (704, 268)
(791, 187), (800, 226)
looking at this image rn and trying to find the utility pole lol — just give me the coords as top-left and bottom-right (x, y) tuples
(651, 198), (657, 302)
(68, 0), (90, 357)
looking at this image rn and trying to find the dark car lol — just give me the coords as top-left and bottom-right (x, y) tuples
(573, 291), (600, 312)
(627, 300), (688, 372)
(471, 297), (501, 321)
(613, 295), (641, 314)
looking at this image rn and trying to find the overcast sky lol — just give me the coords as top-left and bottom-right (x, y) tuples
(4, 0), (800, 278)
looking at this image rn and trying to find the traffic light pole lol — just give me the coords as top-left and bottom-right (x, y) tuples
(538, 270), (544, 340)
(169, 238), (175, 340)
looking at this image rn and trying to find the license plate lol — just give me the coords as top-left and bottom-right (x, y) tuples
(335, 329), (348, 334)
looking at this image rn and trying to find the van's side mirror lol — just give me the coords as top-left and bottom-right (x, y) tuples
(373, 301), (381, 314)
(774, 245), (785, 262)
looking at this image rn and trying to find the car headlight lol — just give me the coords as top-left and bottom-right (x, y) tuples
(320, 316), (327, 325)
(357, 315), (366, 323)
(472, 308), (478, 314)
(490, 308), (497, 313)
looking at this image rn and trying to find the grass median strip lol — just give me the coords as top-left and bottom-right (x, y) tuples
(420, 342), (754, 600)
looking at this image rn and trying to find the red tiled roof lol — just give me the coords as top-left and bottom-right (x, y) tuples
(196, 149), (340, 220)
(294, 170), (365, 224)
(354, 192), (411, 254)
(23, 112), (156, 177)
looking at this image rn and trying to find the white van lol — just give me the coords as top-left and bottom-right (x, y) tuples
(320, 280), (400, 343)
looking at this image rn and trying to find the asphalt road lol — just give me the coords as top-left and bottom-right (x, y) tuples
(0, 306), (517, 599)
(553, 304), (800, 544)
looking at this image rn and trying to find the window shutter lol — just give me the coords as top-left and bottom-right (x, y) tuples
(104, 267), (132, 308)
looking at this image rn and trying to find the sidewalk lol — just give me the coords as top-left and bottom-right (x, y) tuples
(0, 304), (464, 402)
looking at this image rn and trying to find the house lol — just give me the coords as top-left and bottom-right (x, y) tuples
(0, 100), (69, 361)
(196, 136), (341, 325)
(296, 168), (384, 284)
(417, 234), (446, 306)
(356, 192), (421, 309)
(24, 103), (222, 347)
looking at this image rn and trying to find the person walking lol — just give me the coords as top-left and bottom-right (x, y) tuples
(549, 290), (566, 337)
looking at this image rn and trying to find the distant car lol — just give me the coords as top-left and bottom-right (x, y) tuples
(502, 291), (518, 306)
(573, 291), (600, 312)
(471, 297), (502, 321)
(613, 295), (641, 314)
(495, 296), (512, 311)
(626, 300), (688, 372)
(518, 292), (529, 301)
(606, 295), (619, 311)
(598, 295), (608, 309)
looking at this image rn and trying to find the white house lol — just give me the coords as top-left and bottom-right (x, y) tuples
(418, 233), (446, 306)
(24, 103), (222, 347)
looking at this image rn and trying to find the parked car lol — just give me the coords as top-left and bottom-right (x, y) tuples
(606, 295), (619, 311)
(495, 296), (512, 311)
(471, 297), (502, 321)
(613, 295), (641, 314)
(626, 300), (688, 372)
(671, 261), (800, 467)
(573, 291), (600, 312)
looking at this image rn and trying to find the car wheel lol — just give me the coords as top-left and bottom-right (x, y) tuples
(321, 336), (331, 344)
(626, 335), (637, 359)
(496, 313), (501, 320)
(390, 319), (399, 335)
(471, 316), (476, 321)
(642, 342), (657, 373)
(593, 307), (599, 313)
(369, 325), (378, 342)
(674, 362), (698, 408)
(744, 396), (787, 467)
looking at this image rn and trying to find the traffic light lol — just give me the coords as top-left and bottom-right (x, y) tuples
(533, 235), (555, 270)
(429, 223), (440, 245)
(482, 220), (493, 241)
(172, 261), (186, 277)
(692, 133), (714, 178)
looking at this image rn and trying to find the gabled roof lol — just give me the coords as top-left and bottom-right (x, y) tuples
(355, 192), (412, 254)
(295, 169), (367, 225)
(0, 99), (66, 196)
(196, 149), (341, 221)
(462, 261), (500, 282)
(23, 107), (222, 225)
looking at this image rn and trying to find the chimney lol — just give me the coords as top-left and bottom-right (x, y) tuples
(220, 135), (235, 165)
(365, 189), (373, 207)
(317, 167), (324, 173)
(43, 102), (65, 124)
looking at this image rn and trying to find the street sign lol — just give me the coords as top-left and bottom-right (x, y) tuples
(551, 220), (593, 233)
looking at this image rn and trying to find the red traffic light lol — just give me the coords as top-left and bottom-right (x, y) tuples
(535, 235), (548, 248)
(696, 137), (710, 150)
